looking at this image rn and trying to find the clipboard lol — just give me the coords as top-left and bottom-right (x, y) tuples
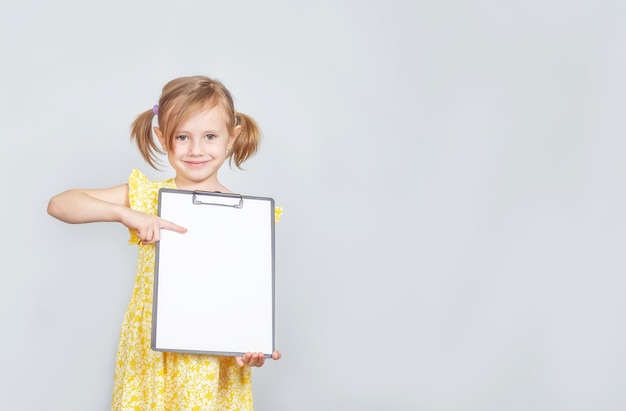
(151, 188), (275, 357)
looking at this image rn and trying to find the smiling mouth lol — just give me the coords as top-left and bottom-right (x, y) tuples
(185, 160), (208, 167)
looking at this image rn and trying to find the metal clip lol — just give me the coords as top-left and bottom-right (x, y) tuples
(192, 191), (244, 209)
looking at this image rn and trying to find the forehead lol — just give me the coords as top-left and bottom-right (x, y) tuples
(177, 103), (230, 130)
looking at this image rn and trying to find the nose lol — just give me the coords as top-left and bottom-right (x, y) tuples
(189, 137), (203, 156)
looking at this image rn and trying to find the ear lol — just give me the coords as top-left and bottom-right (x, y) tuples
(154, 127), (166, 151)
(228, 125), (242, 150)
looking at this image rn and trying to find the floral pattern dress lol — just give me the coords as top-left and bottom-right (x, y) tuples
(111, 169), (281, 411)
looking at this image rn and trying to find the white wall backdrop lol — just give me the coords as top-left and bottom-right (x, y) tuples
(2, 0), (626, 410)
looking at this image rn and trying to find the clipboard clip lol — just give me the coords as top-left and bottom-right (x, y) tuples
(192, 191), (244, 209)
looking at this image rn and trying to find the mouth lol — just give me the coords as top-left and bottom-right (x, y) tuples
(184, 160), (208, 168)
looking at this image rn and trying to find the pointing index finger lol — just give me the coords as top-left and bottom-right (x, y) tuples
(161, 220), (187, 234)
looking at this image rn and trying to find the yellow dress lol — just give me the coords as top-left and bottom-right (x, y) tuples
(112, 169), (282, 411)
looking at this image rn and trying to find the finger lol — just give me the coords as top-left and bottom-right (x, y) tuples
(136, 230), (149, 244)
(143, 228), (155, 244)
(161, 220), (187, 233)
(142, 234), (157, 245)
(236, 356), (244, 367)
(255, 353), (266, 367)
(246, 353), (257, 367)
(152, 226), (162, 243)
(272, 350), (282, 360)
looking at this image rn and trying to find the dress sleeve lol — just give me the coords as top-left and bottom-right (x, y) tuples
(274, 206), (283, 224)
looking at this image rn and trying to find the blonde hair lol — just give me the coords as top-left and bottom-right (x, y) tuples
(130, 75), (261, 169)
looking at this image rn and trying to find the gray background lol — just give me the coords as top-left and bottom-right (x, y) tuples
(2, 1), (626, 410)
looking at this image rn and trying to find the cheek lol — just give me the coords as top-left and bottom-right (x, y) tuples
(210, 143), (229, 155)
(168, 144), (185, 156)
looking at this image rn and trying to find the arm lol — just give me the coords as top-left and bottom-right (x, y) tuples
(47, 185), (186, 244)
(47, 184), (131, 224)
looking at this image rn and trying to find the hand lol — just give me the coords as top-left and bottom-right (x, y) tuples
(123, 209), (187, 245)
(236, 350), (282, 368)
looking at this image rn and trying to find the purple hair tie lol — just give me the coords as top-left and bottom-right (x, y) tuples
(152, 105), (159, 115)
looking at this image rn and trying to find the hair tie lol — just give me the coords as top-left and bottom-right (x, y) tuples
(153, 105), (159, 116)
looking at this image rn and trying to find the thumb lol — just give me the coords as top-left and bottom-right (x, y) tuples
(236, 356), (244, 367)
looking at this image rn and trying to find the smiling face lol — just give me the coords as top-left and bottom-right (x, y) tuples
(155, 103), (240, 192)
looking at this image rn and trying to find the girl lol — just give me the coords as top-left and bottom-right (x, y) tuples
(47, 75), (281, 411)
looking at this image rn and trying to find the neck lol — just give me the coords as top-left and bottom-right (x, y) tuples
(174, 177), (232, 193)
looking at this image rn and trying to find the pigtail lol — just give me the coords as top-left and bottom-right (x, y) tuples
(230, 111), (261, 169)
(130, 109), (164, 170)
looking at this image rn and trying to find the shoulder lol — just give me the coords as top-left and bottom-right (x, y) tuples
(127, 169), (174, 212)
(128, 169), (174, 189)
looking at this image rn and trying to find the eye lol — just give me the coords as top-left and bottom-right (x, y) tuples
(204, 134), (217, 140)
(175, 134), (189, 141)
